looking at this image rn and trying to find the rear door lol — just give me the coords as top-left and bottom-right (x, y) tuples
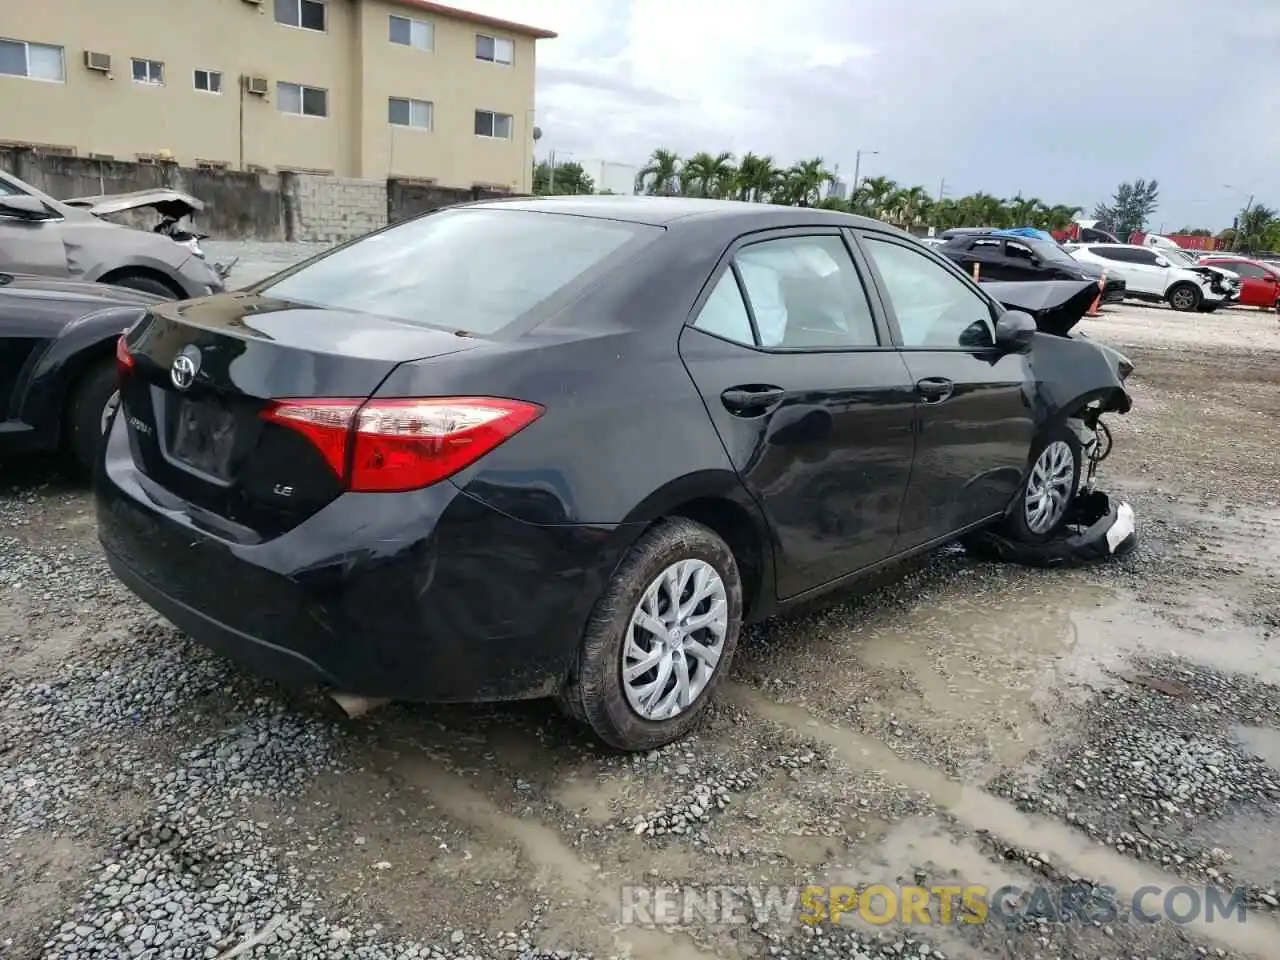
(854, 230), (1035, 548)
(0, 179), (69, 277)
(677, 228), (916, 599)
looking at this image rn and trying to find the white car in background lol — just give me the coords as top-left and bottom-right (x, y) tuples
(1067, 243), (1240, 312)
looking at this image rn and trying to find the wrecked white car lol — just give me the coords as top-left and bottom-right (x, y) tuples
(0, 169), (228, 299)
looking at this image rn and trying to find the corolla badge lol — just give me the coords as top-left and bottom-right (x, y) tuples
(171, 345), (201, 390)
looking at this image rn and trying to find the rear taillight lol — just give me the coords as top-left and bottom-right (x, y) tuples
(115, 335), (134, 384)
(261, 397), (543, 493)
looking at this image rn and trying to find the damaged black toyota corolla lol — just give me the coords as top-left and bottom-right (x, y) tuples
(95, 198), (1132, 751)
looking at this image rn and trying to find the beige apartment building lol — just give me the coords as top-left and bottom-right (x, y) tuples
(0, 0), (555, 192)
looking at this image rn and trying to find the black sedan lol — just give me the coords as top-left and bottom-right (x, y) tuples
(0, 273), (165, 472)
(940, 234), (1126, 303)
(95, 197), (1132, 751)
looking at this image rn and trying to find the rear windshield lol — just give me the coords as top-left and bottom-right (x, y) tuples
(256, 208), (657, 335)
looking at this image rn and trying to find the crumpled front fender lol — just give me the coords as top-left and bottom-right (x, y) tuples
(1027, 332), (1132, 427)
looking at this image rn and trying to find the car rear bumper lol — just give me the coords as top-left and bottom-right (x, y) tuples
(95, 416), (629, 703)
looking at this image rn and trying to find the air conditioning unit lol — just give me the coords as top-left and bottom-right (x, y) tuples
(244, 76), (269, 96)
(84, 51), (112, 73)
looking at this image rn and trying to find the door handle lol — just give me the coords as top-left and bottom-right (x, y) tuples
(721, 385), (785, 416)
(915, 377), (954, 403)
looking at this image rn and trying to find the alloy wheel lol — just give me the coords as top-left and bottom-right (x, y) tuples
(622, 558), (728, 721)
(1171, 288), (1196, 310)
(1023, 440), (1075, 534)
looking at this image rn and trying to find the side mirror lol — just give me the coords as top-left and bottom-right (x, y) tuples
(1153, 256), (1170, 268)
(0, 194), (58, 221)
(995, 309), (1037, 351)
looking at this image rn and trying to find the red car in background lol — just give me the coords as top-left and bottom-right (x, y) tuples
(1198, 256), (1280, 311)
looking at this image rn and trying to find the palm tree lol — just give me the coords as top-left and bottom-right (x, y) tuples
(1045, 204), (1083, 231)
(854, 176), (898, 219)
(1006, 194), (1047, 228)
(680, 151), (735, 198)
(891, 185), (932, 229)
(734, 153), (779, 202)
(636, 148), (681, 196)
(781, 158), (833, 207)
(1237, 204), (1278, 251)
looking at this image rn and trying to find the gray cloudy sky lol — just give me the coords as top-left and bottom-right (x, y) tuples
(468, 0), (1280, 231)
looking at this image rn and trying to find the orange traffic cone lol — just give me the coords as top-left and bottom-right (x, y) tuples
(1086, 271), (1105, 317)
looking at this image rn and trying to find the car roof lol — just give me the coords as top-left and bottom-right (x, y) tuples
(460, 194), (891, 230)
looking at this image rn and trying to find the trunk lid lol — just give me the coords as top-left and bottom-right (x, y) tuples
(118, 292), (480, 538)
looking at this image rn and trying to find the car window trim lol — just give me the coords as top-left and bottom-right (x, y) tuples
(684, 225), (896, 355)
(849, 227), (1001, 353)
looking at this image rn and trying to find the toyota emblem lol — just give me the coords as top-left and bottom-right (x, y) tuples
(171, 346), (201, 390)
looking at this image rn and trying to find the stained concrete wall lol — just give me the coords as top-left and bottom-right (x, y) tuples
(2, 149), (527, 242)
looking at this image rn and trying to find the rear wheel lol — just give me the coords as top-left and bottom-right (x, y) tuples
(1002, 424), (1082, 544)
(1167, 282), (1201, 312)
(64, 358), (118, 475)
(561, 517), (742, 751)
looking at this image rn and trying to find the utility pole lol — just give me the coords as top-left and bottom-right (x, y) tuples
(937, 177), (946, 203)
(852, 149), (878, 202)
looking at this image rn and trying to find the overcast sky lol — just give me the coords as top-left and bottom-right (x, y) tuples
(466, 0), (1279, 231)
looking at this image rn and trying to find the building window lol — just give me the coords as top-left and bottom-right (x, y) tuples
(275, 0), (326, 32)
(0, 38), (65, 82)
(475, 34), (513, 65)
(389, 15), (433, 50)
(193, 69), (223, 94)
(277, 81), (328, 117)
(131, 58), (165, 85)
(389, 97), (433, 129)
(474, 110), (513, 139)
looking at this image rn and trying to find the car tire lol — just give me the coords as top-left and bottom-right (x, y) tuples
(1167, 282), (1202, 313)
(109, 273), (180, 299)
(561, 517), (743, 751)
(64, 358), (118, 475)
(1001, 423), (1083, 545)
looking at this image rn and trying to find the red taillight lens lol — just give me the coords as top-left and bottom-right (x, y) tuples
(115, 335), (134, 384)
(261, 397), (543, 493)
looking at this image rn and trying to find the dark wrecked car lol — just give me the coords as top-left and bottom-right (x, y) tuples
(95, 197), (1132, 751)
(0, 272), (162, 471)
(940, 232), (1127, 304)
(0, 168), (227, 299)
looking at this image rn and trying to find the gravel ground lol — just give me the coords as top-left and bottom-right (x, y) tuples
(2, 294), (1279, 960)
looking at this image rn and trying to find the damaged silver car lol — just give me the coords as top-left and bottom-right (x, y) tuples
(0, 168), (228, 300)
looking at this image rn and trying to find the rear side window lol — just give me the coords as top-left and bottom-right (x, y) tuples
(693, 271), (755, 344)
(1092, 247), (1131, 262)
(257, 209), (656, 335)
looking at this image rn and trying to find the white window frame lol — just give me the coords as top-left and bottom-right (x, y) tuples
(475, 33), (514, 65)
(388, 97), (433, 130)
(277, 81), (329, 119)
(0, 38), (65, 83)
(474, 109), (513, 140)
(389, 15), (434, 51)
(193, 68), (223, 94)
(131, 58), (165, 85)
(275, 0), (327, 33)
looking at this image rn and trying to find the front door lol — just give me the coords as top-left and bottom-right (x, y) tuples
(0, 181), (68, 277)
(678, 229), (917, 599)
(855, 231), (1036, 548)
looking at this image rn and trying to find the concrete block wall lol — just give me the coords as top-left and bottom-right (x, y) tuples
(287, 175), (387, 244)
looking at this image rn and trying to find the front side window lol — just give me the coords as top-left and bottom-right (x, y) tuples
(194, 69), (223, 93)
(474, 110), (513, 139)
(733, 236), (879, 349)
(131, 58), (164, 85)
(275, 0), (326, 31)
(389, 97), (432, 129)
(389, 15), (433, 49)
(257, 209), (657, 335)
(475, 34), (514, 64)
(278, 81), (328, 117)
(862, 237), (995, 349)
(692, 271), (755, 345)
(0, 39), (64, 82)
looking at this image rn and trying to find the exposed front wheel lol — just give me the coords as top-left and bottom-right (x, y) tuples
(1167, 283), (1202, 312)
(1002, 424), (1082, 544)
(561, 517), (742, 751)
